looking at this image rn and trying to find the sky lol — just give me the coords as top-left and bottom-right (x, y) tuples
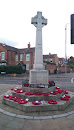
(0, 0), (74, 58)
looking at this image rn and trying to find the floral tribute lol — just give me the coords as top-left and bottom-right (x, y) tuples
(60, 95), (70, 101)
(32, 101), (41, 105)
(37, 85), (44, 88)
(50, 87), (69, 95)
(48, 80), (55, 86)
(3, 95), (28, 104)
(11, 88), (25, 93)
(25, 92), (49, 96)
(48, 100), (57, 104)
(22, 79), (29, 87)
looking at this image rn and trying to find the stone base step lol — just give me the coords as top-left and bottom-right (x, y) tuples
(12, 91), (65, 101)
(2, 94), (74, 112)
(21, 86), (55, 93)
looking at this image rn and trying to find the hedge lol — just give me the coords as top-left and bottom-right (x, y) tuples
(0, 65), (23, 74)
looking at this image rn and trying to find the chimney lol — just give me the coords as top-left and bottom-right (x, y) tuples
(28, 42), (30, 48)
(49, 53), (51, 55)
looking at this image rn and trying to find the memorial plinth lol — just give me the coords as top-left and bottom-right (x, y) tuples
(29, 69), (48, 85)
(29, 12), (48, 85)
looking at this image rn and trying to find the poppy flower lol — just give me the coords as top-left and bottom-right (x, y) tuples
(53, 91), (59, 95)
(23, 83), (29, 87)
(9, 96), (16, 100)
(14, 89), (25, 93)
(11, 88), (14, 91)
(48, 100), (57, 104)
(50, 91), (58, 95)
(37, 86), (41, 88)
(60, 95), (70, 101)
(18, 99), (27, 104)
(32, 101), (41, 105)
(48, 80), (52, 84)
(13, 97), (20, 102)
(56, 87), (60, 89)
(65, 95), (70, 98)
(42, 93), (49, 96)
(57, 89), (64, 93)
(50, 91), (54, 94)
(3, 95), (11, 99)
(33, 92), (42, 96)
(25, 92), (34, 96)
(65, 91), (68, 94)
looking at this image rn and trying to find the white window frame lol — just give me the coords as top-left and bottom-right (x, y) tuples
(45, 59), (47, 61)
(26, 63), (29, 70)
(33, 64), (34, 69)
(49, 58), (53, 62)
(20, 54), (23, 61)
(1, 52), (5, 60)
(43, 65), (45, 70)
(26, 54), (30, 61)
(16, 55), (18, 61)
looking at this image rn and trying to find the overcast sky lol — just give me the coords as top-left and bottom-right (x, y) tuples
(0, 0), (74, 58)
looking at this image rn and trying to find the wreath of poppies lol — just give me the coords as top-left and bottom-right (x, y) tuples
(3, 95), (11, 99)
(25, 92), (34, 96)
(23, 83), (29, 87)
(48, 100), (57, 104)
(60, 95), (70, 101)
(50, 91), (58, 95)
(11, 88), (25, 93)
(32, 101), (41, 105)
(41, 93), (49, 96)
(50, 88), (68, 95)
(33, 92), (42, 96)
(25, 92), (49, 96)
(37, 86), (44, 88)
(18, 99), (27, 104)
(56, 87), (60, 89)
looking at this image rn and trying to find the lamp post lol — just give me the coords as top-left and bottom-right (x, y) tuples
(65, 23), (69, 73)
(56, 63), (58, 77)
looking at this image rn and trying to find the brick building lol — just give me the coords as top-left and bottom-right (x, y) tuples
(0, 43), (35, 72)
(43, 53), (59, 64)
(0, 43), (65, 73)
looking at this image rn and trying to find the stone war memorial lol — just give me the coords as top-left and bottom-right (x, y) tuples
(29, 11), (48, 86)
(2, 12), (74, 112)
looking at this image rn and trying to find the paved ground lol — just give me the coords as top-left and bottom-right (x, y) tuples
(0, 73), (74, 130)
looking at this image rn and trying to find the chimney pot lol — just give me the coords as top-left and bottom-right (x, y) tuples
(28, 42), (30, 48)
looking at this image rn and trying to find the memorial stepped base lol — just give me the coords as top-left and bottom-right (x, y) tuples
(2, 86), (74, 112)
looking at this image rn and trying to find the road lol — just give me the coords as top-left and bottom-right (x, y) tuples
(0, 73), (74, 95)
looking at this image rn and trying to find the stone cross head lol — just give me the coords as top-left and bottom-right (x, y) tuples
(31, 11), (47, 28)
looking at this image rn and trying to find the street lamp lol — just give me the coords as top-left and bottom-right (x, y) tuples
(65, 23), (69, 73)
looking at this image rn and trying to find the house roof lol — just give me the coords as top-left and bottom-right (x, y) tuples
(43, 54), (57, 59)
(0, 43), (35, 54)
(49, 54), (57, 58)
(43, 55), (49, 58)
(0, 43), (17, 52)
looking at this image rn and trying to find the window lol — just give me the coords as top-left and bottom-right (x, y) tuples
(26, 63), (29, 70)
(26, 54), (30, 61)
(49, 59), (53, 62)
(16, 55), (18, 61)
(59, 61), (62, 64)
(33, 64), (34, 69)
(43, 65), (45, 70)
(20, 54), (23, 61)
(45, 59), (47, 61)
(1, 52), (5, 60)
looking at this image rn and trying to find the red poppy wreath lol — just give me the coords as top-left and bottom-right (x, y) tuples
(48, 100), (57, 104)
